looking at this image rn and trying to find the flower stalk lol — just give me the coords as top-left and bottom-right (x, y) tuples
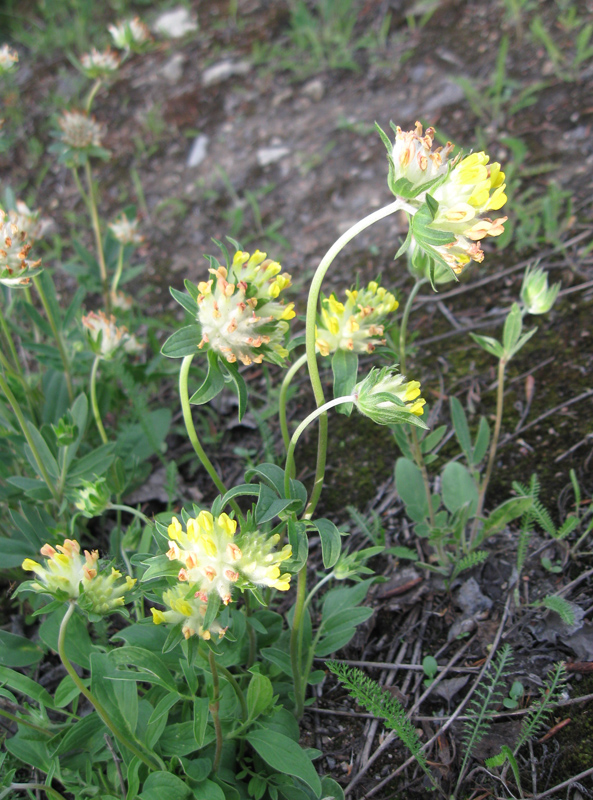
(90, 355), (108, 444)
(32, 276), (73, 403)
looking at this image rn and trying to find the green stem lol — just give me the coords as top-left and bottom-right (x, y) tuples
(279, 351), (308, 451)
(304, 198), (409, 519)
(284, 395), (355, 498)
(398, 278), (426, 375)
(290, 564), (308, 719)
(111, 242), (125, 298)
(58, 601), (163, 772)
(179, 355), (243, 520)
(84, 159), (110, 311)
(470, 357), (507, 546)
(0, 301), (22, 374)
(0, 374), (59, 501)
(244, 593), (257, 669)
(398, 277), (434, 526)
(90, 355), (108, 444)
(109, 503), (153, 527)
(85, 78), (102, 113)
(32, 276), (74, 403)
(208, 649), (224, 773)
(0, 706), (53, 736)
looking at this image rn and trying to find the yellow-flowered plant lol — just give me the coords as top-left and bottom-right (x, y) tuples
(82, 310), (142, 359)
(197, 249), (295, 366)
(21, 539), (135, 614)
(151, 585), (227, 641)
(0, 207), (43, 288)
(353, 366), (427, 427)
(163, 511), (292, 607)
(315, 281), (399, 357)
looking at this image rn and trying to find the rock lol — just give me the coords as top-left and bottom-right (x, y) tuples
(257, 146), (290, 167)
(154, 7), (198, 38)
(202, 60), (251, 87)
(301, 78), (324, 102)
(424, 80), (465, 113)
(160, 53), (185, 84)
(187, 134), (209, 167)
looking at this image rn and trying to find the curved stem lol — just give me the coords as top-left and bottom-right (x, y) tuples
(398, 278), (426, 375)
(111, 242), (125, 298)
(0, 706), (53, 736)
(85, 78), (102, 113)
(58, 601), (162, 772)
(279, 351), (308, 451)
(0, 302), (22, 374)
(216, 663), (249, 723)
(290, 564), (308, 719)
(90, 355), (108, 444)
(0, 374), (59, 502)
(208, 649), (224, 773)
(303, 570), (334, 612)
(32, 276), (74, 403)
(84, 160), (110, 311)
(304, 198), (409, 519)
(470, 357), (507, 545)
(179, 355), (243, 521)
(398, 277), (434, 525)
(109, 503), (153, 527)
(284, 395), (355, 498)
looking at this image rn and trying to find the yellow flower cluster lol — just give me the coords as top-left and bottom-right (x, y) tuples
(391, 121), (454, 189)
(197, 249), (295, 366)
(151, 511), (292, 640)
(0, 208), (42, 288)
(429, 151), (508, 274)
(22, 539), (136, 614)
(315, 282), (399, 357)
(82, 310), (142, 359)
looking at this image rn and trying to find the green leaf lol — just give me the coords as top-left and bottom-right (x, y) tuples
(247, 672), (274, 720)
(331, 350), (358, 416)
(313, 518), (342, 569)
(260, 647), (293, 677)
(0, 665), (54, 707)
(67, 442), (115, 482)
(503, 303), (523, 354)
(51, 712), (105, 756)
(139, 771), (192, 800)
(472, 417), (490, 464)
(193, 696), (209, 748)
(449, 397), (472, 461)
(508, 326), (537, 359)
(108, 646), (179, 693)
(246, 730), (321, 797)
(161, 325), (203, 358)
(478, 496), (534, 542)
(0, 536), (39, 568)
(469, 333), (504, 359)
(4, 731), (54, 773)
(223, 361), (248, 421)
(170, 286), (199, 317)
(24, 421), (59, 480)
(320, 777), (345, 800)
(189, 350), (225, 405)
(39, 606), (93, 669)
(441, 462), (478, 515)
(192, 780), (226, 800)
(395, 457), (429, 519)
(0, 630), (44, 667)
(420, 424), (447, 454)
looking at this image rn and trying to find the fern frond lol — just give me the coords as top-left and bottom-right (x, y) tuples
(538, 595), (576, 626)
(530, 496), (557, 536)
(516, 521), (531, 574)
(556, 516), (579, 540)
(327, 661), (429, 775)
(514, 662), (567, 754)
(450, 550), (489, 581)
(457, 644), (514, 790)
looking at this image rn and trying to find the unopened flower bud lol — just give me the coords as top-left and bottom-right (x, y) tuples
(354, 367), (427, 428)
(521, 265), (560, 315)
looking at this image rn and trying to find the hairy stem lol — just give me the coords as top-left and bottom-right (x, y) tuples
(33, 275), (73, 403)
(84, 160), (110, 311)
(179, 355), (243, 521)
(58, 601), (162, 771)
(290, 564), (308, 719)
(90, 355), (108, 444)
(470, 357), (507, 545)
(279, 351), (308, 451)
(209, 649), (224, 772)
(304, 198), (410, 519)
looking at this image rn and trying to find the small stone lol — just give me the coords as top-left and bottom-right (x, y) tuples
(257, 146), (290, 167)
(154, 7), (198, 38)
(424, 80), (465, 113)
(160, 53), (185, 84)
(187, 134), (209, 167)
(202, 60), (251, 87)
(301, 78), (324, 102)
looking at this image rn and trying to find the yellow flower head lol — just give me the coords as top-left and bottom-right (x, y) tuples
(0, 208), (43, 288)
(197, 248), (294, 366)
(391, 121), (455, 191)
(315, 281), (399, 357)
(82, 310), (142, 360)
(22, 539), (98, 599)
(354, 367), (427, 428)
(151, 586), (227, 641)
(165, 512), (292, 605)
